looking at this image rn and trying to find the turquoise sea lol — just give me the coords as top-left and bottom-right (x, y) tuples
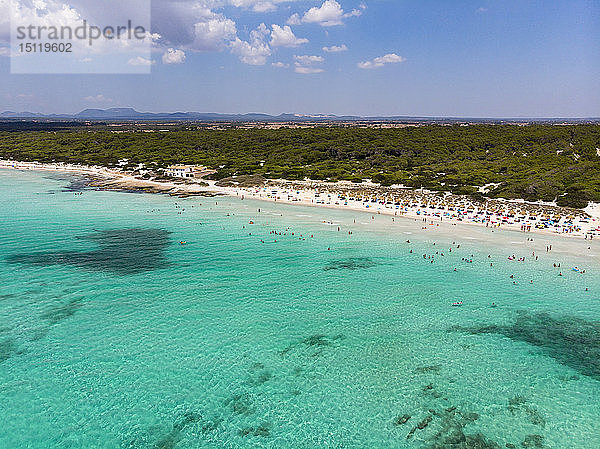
(1, 169), (599, 449)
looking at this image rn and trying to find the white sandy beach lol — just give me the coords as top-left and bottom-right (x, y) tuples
(2, 159), (599, 240)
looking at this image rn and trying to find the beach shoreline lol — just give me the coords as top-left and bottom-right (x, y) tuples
(2, 159), (599, 240)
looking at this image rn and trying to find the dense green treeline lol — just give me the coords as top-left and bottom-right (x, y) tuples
(1, 124), (599, 208)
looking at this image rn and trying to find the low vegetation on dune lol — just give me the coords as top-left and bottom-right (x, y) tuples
(1, 124), (599, 208)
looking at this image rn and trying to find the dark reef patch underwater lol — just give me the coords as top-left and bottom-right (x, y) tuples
(0, 338), (16, 363)
(279, 333), (344, 357)
(450, 311), (600, 381)
(7, 229), (172, 275)
(323, 257), (378, 271)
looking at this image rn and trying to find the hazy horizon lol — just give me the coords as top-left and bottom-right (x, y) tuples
(2, 106), (600, 120)
(1, 1), (599, 117)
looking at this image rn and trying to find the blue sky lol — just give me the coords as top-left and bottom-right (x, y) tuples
(0, 0), (599, 116)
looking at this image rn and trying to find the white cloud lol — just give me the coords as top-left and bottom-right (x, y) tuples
(128, 56), (154, 66)
(302, 0), (344, 26)
(323, 44), (347, 53)
(230, 0), (276, 12)
(294, 54), (324, 74)
(270, 24), (308, 47)
(150, 2), (237, 53)
(295, 66), (324, 74)
(1, 0), (359, 74)
(5, 0), (82, 49)
(83, 94), (114, 103)
(357, 53), (406, 69)
(162, 48), (186, 64)
(190, 9), (237, 51)
(0, 0), (9, 44)
(228, 0), (304, 13)
(4, 0), (154, 58)
(286, 13), (301, 25)
(298, 0), (363, 27)
(272, 61), (289, 68)
(294, 54), (324, 65)
(230, 23), (271, 65)
(346, 8), (363, 18)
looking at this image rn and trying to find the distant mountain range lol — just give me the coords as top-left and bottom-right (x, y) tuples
(1, 107), (598, 123)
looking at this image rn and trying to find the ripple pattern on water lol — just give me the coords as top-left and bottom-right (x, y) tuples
(452, 311), (600, 380)
(1, 169), (600, 449)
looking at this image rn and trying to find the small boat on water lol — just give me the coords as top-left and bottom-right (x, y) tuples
(452, 301), (463, 307)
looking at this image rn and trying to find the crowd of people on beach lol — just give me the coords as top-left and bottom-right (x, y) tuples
(172, 199), (593, 299)
(230, 183), (599, 239)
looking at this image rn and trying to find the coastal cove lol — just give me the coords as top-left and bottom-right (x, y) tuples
(2, 1), (598, 447)
(1, 169), (599, 448)
(2, 160), (599, 241)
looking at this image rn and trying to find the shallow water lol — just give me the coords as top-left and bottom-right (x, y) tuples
(1, 169), (599, 448)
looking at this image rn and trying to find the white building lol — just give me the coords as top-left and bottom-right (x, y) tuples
(165, 165), (196, 178)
